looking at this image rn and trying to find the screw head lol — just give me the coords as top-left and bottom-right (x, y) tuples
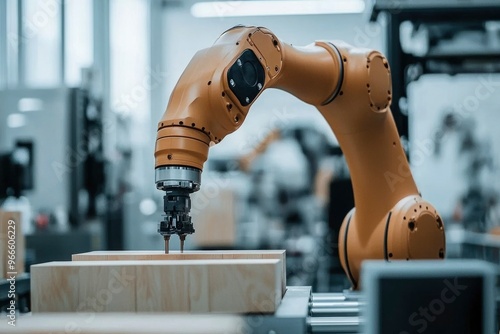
(408, 220), (416, 231)
(257, 82), (263, 90)
(237, 59), (242, 66)
(245, 97), (250, 103)
(230, 79), (235, 87)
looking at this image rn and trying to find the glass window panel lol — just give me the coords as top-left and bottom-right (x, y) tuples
(0, 1), (6, 89)
(6, 0), (19, 87)
(23, 0), (62, 87)
(64, 0), (93, 86)
(110, 0), (149, 123)
(110, 0), (150, 192)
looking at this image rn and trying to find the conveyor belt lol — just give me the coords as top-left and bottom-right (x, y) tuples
(308, 291), (362, 333)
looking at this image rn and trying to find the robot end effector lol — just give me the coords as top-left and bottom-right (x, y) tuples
(155, 166), (201, 253)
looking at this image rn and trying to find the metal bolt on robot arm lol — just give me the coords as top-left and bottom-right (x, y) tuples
(154, 26), (445, 288)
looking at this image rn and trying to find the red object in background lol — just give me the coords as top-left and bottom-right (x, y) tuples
(35, 213), (49, 230)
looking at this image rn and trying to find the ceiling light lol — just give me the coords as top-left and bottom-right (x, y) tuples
(191, 0), (365, 18)
(18, 98), (44, 112)
(7, 114), (27, 128)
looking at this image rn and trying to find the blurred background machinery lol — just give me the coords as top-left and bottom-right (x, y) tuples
(200, 125), (353, 291)
(0, 85), (106, 264)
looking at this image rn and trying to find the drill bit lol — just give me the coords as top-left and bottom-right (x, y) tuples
(164, 235), (170, 254)
(180, 234), (186, 253)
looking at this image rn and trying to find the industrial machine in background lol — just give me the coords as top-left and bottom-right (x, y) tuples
(370, 0), (500, 142)
(433, 110), (499, 233)
(202, 125), (350, 290)
(0, 141), (34, 201)
(0, 86), (108, 265)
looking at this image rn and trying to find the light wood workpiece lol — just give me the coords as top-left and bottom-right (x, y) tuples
(72, 250), (286, 296)
(31, 258), (282, 314)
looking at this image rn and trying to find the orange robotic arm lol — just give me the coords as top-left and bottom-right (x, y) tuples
(155, 25), (445, 288)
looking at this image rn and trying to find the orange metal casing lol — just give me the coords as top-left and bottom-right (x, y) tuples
(155, 26), (445, 288)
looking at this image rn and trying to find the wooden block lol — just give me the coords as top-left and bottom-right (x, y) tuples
(135, 259), (281, 313)
(221, 250), (287, 297)
(72, 250), (287, 296)
(207, 260), (281, 313)
(136, 261), (210, 312)
(263, 251), (286, 298)
(31, 262), (80, 312)
(32, 261), (136, 313)
(0, 313), (246, 334)
(0, 211), (24, 278)
(78, 264), (136, 312)
(31, 259), (282, 313)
